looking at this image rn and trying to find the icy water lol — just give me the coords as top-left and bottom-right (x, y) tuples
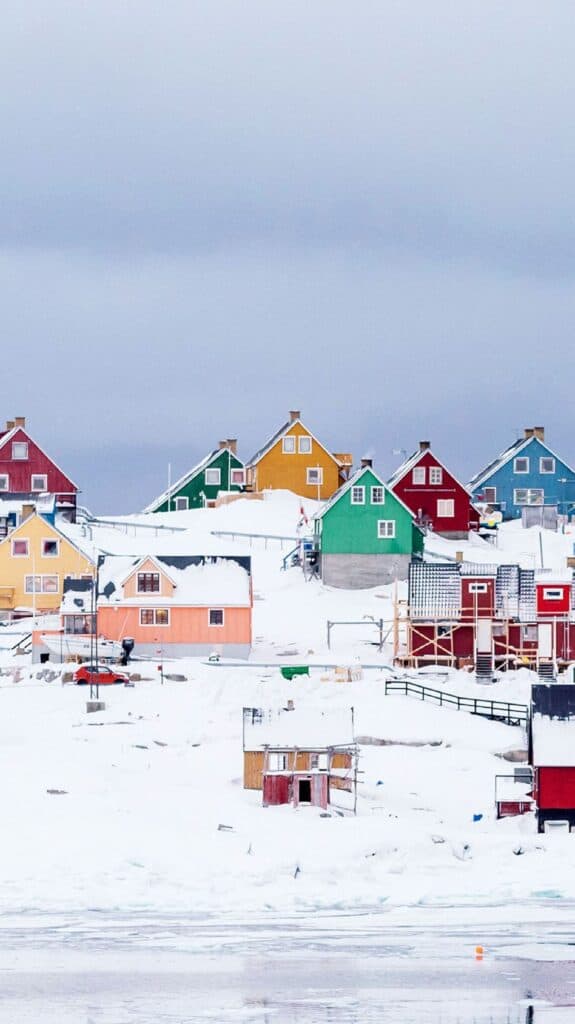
(0, 910), (573, 1022)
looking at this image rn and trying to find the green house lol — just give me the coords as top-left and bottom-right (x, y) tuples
(313, 463), (424, 588)
(145, 442), (245, 513)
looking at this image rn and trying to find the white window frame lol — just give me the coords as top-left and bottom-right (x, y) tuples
(306, 467), (323, 485)
(468, 582), (488, 594)
(136, 572), (161, 594)
(174, 496), (189, 511)
(282, 436), (296, 454)
(11, 442), (28, 461)
(269, 752), (287, 771)
(31, 474), (48, 492)
(204, 467), (221, 486)
(543, 588), (564, 601)
(514, 456), (529, 474)
(370, 486), (385, 505)
(298, 435), (312, 454)
(11, 538), (29, 557)
(0, 474), (9, 491)
(483, 486), (497, 504)
(25, 574), (59, 594)
(41, 538), (59, 558)
(429, 466), (443, 486)
(208, 608), (225, 627)
(377, 520), (396, 539)
(522, 624), (537, 642)
(539, 457), (555, 474)
(230, 468), (245, 486)
(437, 499), (455, 518)
(412, 466), (426, 485)
(513, 488), (544, 506)
(351, 486), (365, 505)
(139, 608), (170, 627)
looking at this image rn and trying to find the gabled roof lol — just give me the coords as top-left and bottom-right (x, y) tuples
(0, 511), (95, 564)
(469, 434), (575, 491)
(144, 446), (242, 513)
(119, 554), (177, 588)
(246, 417), (343, 469)
(314, 465), (417, 522)
(98, 553), (252, 606)
(387, 446), (473, 497)
(0, 426), (79, 491)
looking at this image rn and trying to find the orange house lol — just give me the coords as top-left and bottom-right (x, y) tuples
(97, 554), (252, 659)
(245, 410), (352, 501)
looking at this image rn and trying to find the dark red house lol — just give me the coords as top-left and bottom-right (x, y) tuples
(388, 442), (479, 539)
(0, 417), (78, 521)
(530, 684), (575, 832)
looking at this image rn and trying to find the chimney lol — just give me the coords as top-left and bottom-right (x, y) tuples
(21, 503), (35, 522)
(289, 410), (300, 423)
(419, 440), (431, 452)
(14, 416), (25, 428)
(533, 426), (545, 441)
(360, 457), (373, 469)
(218, 440), (228, 450)
(524, 428), (534, 439)
(5, 420), (14, 431)
(227, 438), (238, 455)
(455, 550), (464, 563)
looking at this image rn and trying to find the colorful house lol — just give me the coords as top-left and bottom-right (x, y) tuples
(468, 427), (575, 520)
(0, 512), (94, 617)
(245, 410), (353, 501)
(0, 416), (79, 521)
(388, 441), (479, 539)
(530, 684), (575, 832)
(145, 440), (245, 512)
(96, 553), (253, 658)
(313, 461), (424, 588)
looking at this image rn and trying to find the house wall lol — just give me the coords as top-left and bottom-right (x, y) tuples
(97, 604), (252, 651)
(470, 437), (575, 519)
(0, 428), (77, 507)
(460, 578), (495, 619)
(243, 749), (352, 790)
(391, 451), (478, 536)
(251, 422), (341, 500)
(0, 514), (93, 612)
(319, 468), (421, 558)
(153, 449), (245, 512)
(535, 766), (575, 810)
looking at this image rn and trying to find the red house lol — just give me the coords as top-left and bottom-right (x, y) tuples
(388, 442), (479, 539)
(0, 417), (78, 521)
(530, 684), (575, 832)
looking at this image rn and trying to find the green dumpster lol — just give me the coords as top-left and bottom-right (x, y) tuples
(280, 666), (310, 680)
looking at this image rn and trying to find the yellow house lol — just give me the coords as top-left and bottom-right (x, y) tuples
(0, 512), (94, 614)
(245, 410), (353, 501)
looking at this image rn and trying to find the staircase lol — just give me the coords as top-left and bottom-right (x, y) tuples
(537, 661), (556, 682)
(475, 653), (494, 682)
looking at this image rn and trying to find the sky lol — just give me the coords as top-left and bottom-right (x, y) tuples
(1, 1), (575, 512)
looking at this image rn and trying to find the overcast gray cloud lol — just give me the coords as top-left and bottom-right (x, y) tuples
(1, 1), (574, 511)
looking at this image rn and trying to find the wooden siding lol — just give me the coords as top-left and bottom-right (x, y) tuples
(319, 468), (421, 557)
(0, 427), (77, 504)
(0, 513), (93, 612)
(391, 450), (478, 535)
(98, 604), (252, 646)
(251, 422), (342, 500)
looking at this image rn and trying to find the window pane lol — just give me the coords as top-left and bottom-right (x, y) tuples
(209, 608), (224, 625)
(42, 576), (58, 593)
(140, 609), (155, 624)
(371, 487), (384, 504)
(42, 539), (58, 556)
(282, 437), (296, 453)
(413, 467), (426, 484)
(12, 442), (28, 460)
(298, 436), (312, 454)
(351, 486), (365, 504)
(155, 609), (169, 625)
(137, 573), (160, 593)
(205, 468), (221, 485)
(0, 476), (8, 491)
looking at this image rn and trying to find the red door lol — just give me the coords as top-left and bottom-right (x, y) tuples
(262, 774), (290, 806)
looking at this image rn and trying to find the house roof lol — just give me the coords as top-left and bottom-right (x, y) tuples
(531, 715), (575, 767)
(468, 434), (575, 492)
(246, 417), (343, 470)
(0, 426), (79, 491)
(243, 706), (355, 750)
(314, 465), (417, 522)
(144, 446), (242, 513)
(387, 446), (473, 497)
(97, 553), (252, 607)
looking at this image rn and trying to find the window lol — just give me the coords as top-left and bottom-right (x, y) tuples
(298, 435), (312, 454)
(307, 467), (323, 485)
(204, 468), (221, 486)
(12, 442), (28, 460)
(310, 752), (328, 770)
(514, 488), (544, 506)
(139, 608), (170, 626)
(437, 499), (455, 517)
(370, 486), (385, 505)
(351, 486), (365, 505)
(31, 474), (47, 492)
(64, 614), (96, 635)
(543, 588), (564, 600)
(0, 475), (9, 491)
(11, 538), (29, 557)
(540, 457), (555, 474)
(412, 467), (426, 485)
(514, 457), (529, 474)
(269, 752), (287, 771)
(230, 468), (245, 486)
(483, 487), (497, 504)
(174, 496), (189, 511)
(429, 467), (443, 485)
(282, 436), (296, 454)
(42, 539), (59, 557)
(137, 572), (160, 593)
(522, 625), (537, 642)
(377, 520), (396, 538)
(468, 582), (488, 594)
(25, 575), (58, 594)
(209, 608), (224, 626)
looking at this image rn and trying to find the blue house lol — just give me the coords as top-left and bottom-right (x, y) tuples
(469, 427), (575, 520)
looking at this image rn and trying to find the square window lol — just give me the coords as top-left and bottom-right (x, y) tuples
(11, 538), (29, 557)
(0, 475), (9, 491)
(205, 468), (221, 486)
(282, 436), (296, 454)
(483, 487), (497, 504)
(307, 467), (323, 485)
(42, 575), (58, 594)
(514, 457), (529, 474)
(137, 572), (160, 593)
(412, 467), (426, 485)
(174, 496), (189, 511)
(468, 582), (488, 594)
(155, 608), (170, 626)
(371, 486), (385, 505)
(543, 588), (563, 600)
(12, 442), (28, 460)
(31, 474), (47, 492)
(209, 608), (224, 626)
(429, 467), (443, 485)
(351, 486), (365, 505)
(540, 457), (555, 474)
(437, 499), (455, 517)
(25, 575), (41, 593)
(140, 609), (155, 625)
(298, 435), (312, 454)
(377, 520), (395, 538)
(230, 468), (245, 486)
(522, 625), (537, 641)
(42, 539), (59, 557)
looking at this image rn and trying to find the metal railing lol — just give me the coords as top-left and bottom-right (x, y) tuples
(383, 678), (528, 725)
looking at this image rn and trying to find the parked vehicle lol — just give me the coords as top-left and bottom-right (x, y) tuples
(73, 664), (129, 686)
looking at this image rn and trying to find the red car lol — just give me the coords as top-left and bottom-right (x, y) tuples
(73, 663), (129, 686)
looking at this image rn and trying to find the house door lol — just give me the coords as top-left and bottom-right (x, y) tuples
(538, 622), (553, 660)
(476, 619), (493, 654)
(311, 774), (328, 810)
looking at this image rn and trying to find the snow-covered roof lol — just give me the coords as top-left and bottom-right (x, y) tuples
(387, 445), (473, 497)
(243, 706), (355, 749)
(97, 554), (252, 607)
(531, 715), (575, 766)
(144, 447), (243, 513)
(468, 433), (575, 491)
(61, 578), (93, 615)
(246, 417), (343, 470)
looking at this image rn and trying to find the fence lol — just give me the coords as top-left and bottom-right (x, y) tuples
(383, 678), (528, 725)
